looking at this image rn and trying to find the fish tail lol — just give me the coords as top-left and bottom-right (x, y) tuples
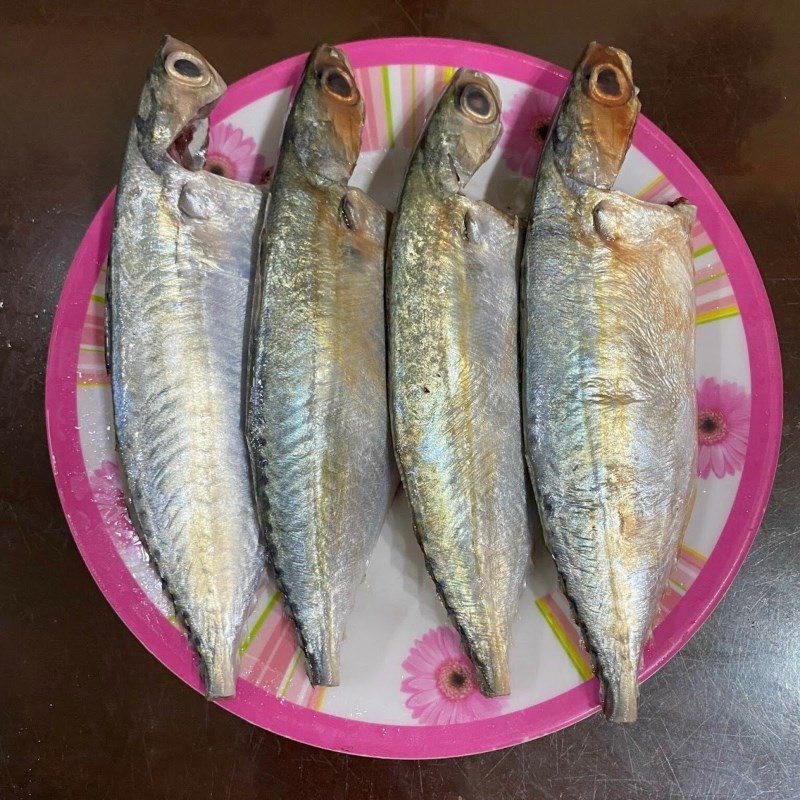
(470, 635), (511, 698)
(302, 634), (341, 687)
(200, 643), (239, 700)
(601, 660), (639, 723)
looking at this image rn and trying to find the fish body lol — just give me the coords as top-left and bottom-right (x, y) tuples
(522, 43), (696, 721)
(246, 45), (396, 686)
(107, 37), (266, 698)
(388, 70), (531, 697)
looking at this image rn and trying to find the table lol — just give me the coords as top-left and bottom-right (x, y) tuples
(1, 2), (797, 797)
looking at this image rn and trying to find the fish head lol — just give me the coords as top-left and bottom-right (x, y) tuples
(552, 42), (640, 188)
(136, 37), (226, 164)
(287, 44), (364, 182)
(420, 69), (503, 193)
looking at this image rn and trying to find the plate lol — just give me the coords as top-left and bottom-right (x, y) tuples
(45, 37), (782, 758)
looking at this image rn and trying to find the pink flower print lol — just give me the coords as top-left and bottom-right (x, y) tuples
(89, 459), (138, 547)
(696, 377), (750, 479)
(204, 123), (268, 184)
(401, 626), (504, 724)
(500, 89), (559, 178)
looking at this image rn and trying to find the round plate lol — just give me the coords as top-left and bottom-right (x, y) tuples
(46, 37), (782, 758)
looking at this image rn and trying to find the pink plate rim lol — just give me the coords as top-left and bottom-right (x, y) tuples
(45, 36), (783, 759)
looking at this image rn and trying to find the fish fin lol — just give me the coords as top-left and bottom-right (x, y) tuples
(461, 196), (518, 243)
(601, 660), (639, 723)
(340, 187), (387, 240)
(340, 192), (357, 229)
(668, 196), (697, 235)
(593, 190), (697, 248)
(471, 638), (511, 697)
(178, 182), (212, 220)
(449, 611), (511, 697)
(279, 590), (341, 687)
(298, 625), (341, 687)
(592, 199), (624, 244)
(462, 209), (480, 242)
(199, 640), (239, 700)
(103, 257), (112, 376)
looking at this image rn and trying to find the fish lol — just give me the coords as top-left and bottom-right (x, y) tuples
(388, 70), (531, 697)
(106, 36), (267, 698)
(245, 44), (397, 686)
(521, 42), (697, 722)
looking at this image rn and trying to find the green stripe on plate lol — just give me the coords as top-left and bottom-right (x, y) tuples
(239, 590), (281, 655)
(693, 243), (715, 259)
(279, 649), (303, 697)
(381, 66), (395, 149)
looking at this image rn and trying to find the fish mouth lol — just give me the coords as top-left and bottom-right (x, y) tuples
(311, 44), (360, 106)
(579, 42), (635, 107)
(166, 115), (211, 172)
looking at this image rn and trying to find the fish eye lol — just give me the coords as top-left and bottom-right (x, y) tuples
(165, 51), (210, 86)
(459, 83), (497, 123)
(586, 62), (630, 105)
(320, 66), (358, 103)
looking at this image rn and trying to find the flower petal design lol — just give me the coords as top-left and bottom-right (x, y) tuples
(400, 626), (505, 725)
(500, 89), (559, 178)
(204, 122), (267, 184)
(696, 377), (750, 480)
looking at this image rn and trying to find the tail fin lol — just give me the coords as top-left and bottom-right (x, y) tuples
(299, 624), (341, 687)
(601, 660), (639, 723)
(200, 643), (239, 700)
(470, 634), (511, 698)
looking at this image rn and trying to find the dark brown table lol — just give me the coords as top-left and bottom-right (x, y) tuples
(2, 2), (798, 798)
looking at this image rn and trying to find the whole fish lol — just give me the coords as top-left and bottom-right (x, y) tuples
(522, 43), (696, 722)
(246, 45), (396, 686)
(107, 37), (266, 698)
(388, 70), (531, 697)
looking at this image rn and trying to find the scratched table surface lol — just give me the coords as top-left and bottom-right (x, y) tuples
(1, 2), (798, 798)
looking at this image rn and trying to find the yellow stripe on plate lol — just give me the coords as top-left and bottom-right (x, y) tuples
(695, 271), (727, 287)
(535, 598), (593, 681)
(682, 544), (708, 564)
(90, 293), (105, 305)
(697, 306), (739, 325)
(635, 174), (664, 197)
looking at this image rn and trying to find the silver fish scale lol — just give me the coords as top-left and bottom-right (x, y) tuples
(389, 161), (531, 698)
(247, 164), (395, 687)
(109, 129), (266, 699)
(523, 146), (696, 722)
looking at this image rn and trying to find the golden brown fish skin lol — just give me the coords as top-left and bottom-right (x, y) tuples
(522, 43), (696, 722)
(108, 37), (267, 698)
(389, 70), (531, 697)
(246, 45), (397, 686)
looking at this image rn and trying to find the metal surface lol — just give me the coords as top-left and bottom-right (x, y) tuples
(0, 1), (797, 798)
